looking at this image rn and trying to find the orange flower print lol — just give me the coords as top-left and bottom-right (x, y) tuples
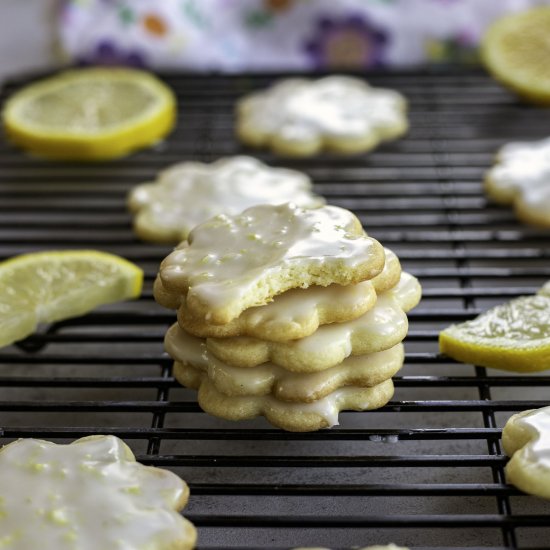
(264, 0), (294, 13)
(143, 13), (168, 37)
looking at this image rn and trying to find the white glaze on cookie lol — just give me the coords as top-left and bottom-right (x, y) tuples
(186, 370), (395, 430)
(371, 247), (401, 293)
(206, 272), (421, 372)
(539, 280), (550, 297)
(128, 156), (325, 242)
(238, 76), (407, 152)
(502, 406), (550, 499)
(166, 322), (404, 401)
(0, 435), (196, 549)
(486, 137), (550, 225)
(160, 203), (384, 324)
(178, 279), (377, 342)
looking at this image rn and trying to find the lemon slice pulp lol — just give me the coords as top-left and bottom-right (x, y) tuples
(439, 293), (550, 372)
(2, 68), (176, 160)
(0, 250), (143, 348)
(482, 7), (550, 103)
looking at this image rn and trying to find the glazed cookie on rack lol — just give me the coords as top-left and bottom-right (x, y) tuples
(236, 76), (408, 156)
(0, 435), (197, 549)
(502, 406), (550, 499)
(484, 137), (550, 227)
(128, 156), (324, 243)
(205, 271), (421, 372)
(176, 247), (400, 342)
(155, 203), (385, 325)
(166, 322), (405, 402)
(176, 365), (395, 432)
(439, 280), (550, 373)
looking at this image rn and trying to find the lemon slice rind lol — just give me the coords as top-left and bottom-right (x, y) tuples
(439, 294), (550, 372)
(2, 68), (176, 160)
(0, 250), (143, 348)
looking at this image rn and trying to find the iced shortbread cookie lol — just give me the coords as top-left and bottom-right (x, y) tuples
(157, 203), (385, 325)
(485, 137), (550, 227)
(206, 272), (421, 372)
(237, 76), (408, 156)
(0, 435), (197, 549)
(178, 280), (377, 342)
(166, 322), (404, 402)
(177, 247), (400, 341)
(161, 246), (399, 341)
(128, 156), (325, 243)
(371, 247), (401, 294)
(502, 406), (550, 499)
(177, 365), (394, 431)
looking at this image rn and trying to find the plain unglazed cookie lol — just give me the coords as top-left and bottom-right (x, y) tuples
(0, 435), (197, 549)
(484, 137), (550, 227)
(176, 366), (395, 431)
(156, 203), (385, 325)
(128, 156), (325, 243)
(206, 272), (421, 372)
(236, 76), (408, 156)
(502, 406), (550, 499)
(166, 322), (404, 402)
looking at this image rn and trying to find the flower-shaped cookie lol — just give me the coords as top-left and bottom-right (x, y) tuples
(128, 156), (325, 243)
(0, 435), (197, 549)
(502, 406), (550, 499)
(157, 203), (385, 325)
(206, 272), (421, 372)
(177, 365), (395, 432)
(485, 137), (550, 227)
(237, 76), (408, 156)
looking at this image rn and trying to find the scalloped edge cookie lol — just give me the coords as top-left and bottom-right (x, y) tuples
(177, 366), (394, 431)
(206, 272), (421, 372)
(128, 156), (325, 243)
(236, 76), (408, 157)
(502, 406), (550, 500)
(159, 247), (400, 342)
(167, 321), (404, 402)
(484, 138), (550, 227)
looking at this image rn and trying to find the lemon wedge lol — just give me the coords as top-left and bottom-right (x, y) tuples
(439, 289), (550, 372)
(0, 250), (143, 348)
(482, 6), (550, 103)
(2, 68), (176, 160)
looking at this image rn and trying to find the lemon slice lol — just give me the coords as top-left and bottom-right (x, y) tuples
(0, 250), (143, 348)
(2, 68), (176, 160)
(482, 6), (550, 103)
(439, 292), (550, 372)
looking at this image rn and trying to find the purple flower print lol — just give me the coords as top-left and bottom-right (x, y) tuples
(304, 14), (388, 69)
(79, 40), (147, 68)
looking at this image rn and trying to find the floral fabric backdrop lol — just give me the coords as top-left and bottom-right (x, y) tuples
(58, 0), (550, 71)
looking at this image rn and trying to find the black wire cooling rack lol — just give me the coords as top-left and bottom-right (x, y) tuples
(0, 69), (550, 549)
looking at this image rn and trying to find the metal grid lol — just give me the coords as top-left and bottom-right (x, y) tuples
(0, 69), (550, 549)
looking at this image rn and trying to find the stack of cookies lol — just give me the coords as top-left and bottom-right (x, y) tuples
(154, 203), (421, 432)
